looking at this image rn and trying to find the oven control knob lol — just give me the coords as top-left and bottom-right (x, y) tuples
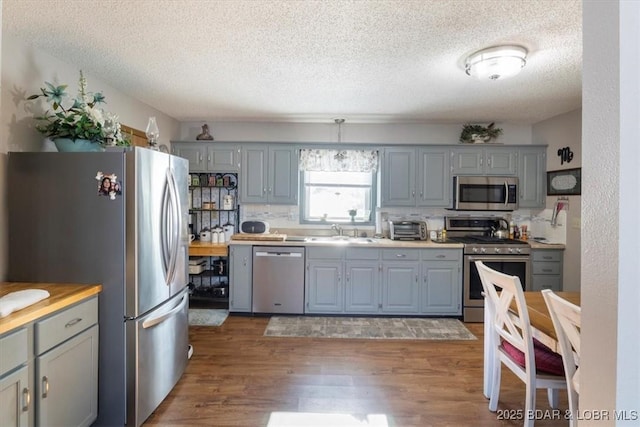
(472, 247), (479, 253)
(508, 248), (514, 254)
(516, 248), (522, 254)
(494, 247), (501, 254)
(480, 248), (486, 254)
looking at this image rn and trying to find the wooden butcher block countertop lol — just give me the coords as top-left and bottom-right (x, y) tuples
(0, 282), (102, 335)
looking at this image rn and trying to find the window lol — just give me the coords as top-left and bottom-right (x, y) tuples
(298, 149), (379, 225)
(301, 170), (376, 224)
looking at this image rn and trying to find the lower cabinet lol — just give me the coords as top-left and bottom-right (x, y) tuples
(305, 246), (462, 316)
(0, 327), (30, 427)
(0, 296), (99, 427)
(306, 247), (346, 313)
(381, 248), (421, 313)
(421, 249), (462, 315)
(36, 325), (99, 427)
(530, 249), (564, 291)
(229, 245), (253, 312)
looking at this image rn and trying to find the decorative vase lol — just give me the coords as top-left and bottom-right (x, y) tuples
(53, 138), (105, 152)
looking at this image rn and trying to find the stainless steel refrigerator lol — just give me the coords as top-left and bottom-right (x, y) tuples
(8, 147), (190, 427)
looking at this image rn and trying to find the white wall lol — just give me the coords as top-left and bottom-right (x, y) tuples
(532, 109), (582, 291)
(582, 1), (639, 424)
(179, 121), (533, 145)
(0, 36), (181, 280)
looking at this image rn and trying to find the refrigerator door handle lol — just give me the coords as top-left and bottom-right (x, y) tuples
(160, 174), (172, 282)
(142, 292), (188, 329)
(165, 168), (181, 285)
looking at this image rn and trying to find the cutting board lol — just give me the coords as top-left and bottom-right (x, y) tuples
(231, 233), (287, 241)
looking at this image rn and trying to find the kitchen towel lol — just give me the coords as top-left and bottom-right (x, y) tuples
(0, 289), (50, 318)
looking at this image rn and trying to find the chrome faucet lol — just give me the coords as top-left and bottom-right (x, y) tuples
(331, 223), (343, 236)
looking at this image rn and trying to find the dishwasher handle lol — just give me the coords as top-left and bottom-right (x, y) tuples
(255, 251), (302, 257)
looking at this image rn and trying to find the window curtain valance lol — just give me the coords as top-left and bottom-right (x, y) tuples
(299, 149), (379, 173)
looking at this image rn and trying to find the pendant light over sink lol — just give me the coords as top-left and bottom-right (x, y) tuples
(465, 45), (528, 81)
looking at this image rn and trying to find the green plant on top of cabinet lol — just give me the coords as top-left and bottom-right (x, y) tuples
(450, 145), (517, 176)
(240, 145), (298, 204)
(229, 245), (253, 312)
(517, 146), (546, 209)
(171, 142), (240, 172)
(381, 147), (450, 207)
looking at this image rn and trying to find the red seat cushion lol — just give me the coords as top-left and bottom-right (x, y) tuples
(500, 338), (565, 376)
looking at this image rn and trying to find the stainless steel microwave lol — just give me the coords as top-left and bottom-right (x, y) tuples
(452, 176), (519, 211)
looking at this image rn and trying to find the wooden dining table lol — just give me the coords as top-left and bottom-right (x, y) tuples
(482, 291), (581, 398)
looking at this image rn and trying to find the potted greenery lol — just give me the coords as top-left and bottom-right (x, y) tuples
(28, 70), (129, 151)
(459, 122), (503, 144)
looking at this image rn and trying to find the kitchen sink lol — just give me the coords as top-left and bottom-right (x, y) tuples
(305, 236), (375, 244)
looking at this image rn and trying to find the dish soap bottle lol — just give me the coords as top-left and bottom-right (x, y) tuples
(509, 220), (515, 239)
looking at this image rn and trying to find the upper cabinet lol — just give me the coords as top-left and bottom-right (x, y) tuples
(450, 146), (518, 176)
(517, 146), (546, 209)
(171, 142), (240, 172)
(240, 144), (299, 204)
(381, 147), (450, 207)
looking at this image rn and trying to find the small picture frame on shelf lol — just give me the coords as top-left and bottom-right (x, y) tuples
(208, 175), (216, 186)
(191, 175), (200, 186)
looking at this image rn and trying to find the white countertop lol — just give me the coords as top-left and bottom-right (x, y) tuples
(229, 237), (463, 249)
(229, 237), (564, 250)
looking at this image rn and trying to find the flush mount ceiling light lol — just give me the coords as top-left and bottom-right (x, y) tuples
(465, 45), (528, 81)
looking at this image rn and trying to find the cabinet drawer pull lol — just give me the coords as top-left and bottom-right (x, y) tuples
(541, 268), (553, 273)
(396, 254), (406, 258)
(65, 317), (83, 328)
(22, 387), (30, 411)
(436, 254), (445, 258)
(42, 376), (49, 399)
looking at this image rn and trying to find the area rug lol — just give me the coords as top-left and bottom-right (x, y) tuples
(188, 309), (229, 326)
(263, 316), (476, 340)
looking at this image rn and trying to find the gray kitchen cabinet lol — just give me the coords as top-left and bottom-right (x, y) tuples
(381, 147), (450, 207)
(530, 249), (564, 291)
(171, 142), (240, 173)
(344, 248), (381, 314)
(380, 249), (420, 313)
(305, 247), (345, 313)
(229, 245), (253, 312)
(240, 145), (298, 204)
(450, 146), (518, 176)
(34, 297), (99, 427)
(36, 324), (99, 427)
(381, 148), (415, 206)
(420, 249), (462, 315)
(0, 365), (30, 427)
(0, 327), (30, 427)
(517, 147), (547, 209)
(306, 261), (344, 313)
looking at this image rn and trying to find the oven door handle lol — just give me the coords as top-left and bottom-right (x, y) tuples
(466, 255), (530, 262)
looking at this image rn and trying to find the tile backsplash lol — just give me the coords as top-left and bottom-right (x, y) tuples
(240, 204), (540, 237)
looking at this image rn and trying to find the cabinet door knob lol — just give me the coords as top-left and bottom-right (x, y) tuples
(42, 376), (49, 399)
(22, 387), (30, 412)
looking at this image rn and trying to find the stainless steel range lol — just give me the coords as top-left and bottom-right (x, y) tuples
(444, 216), (530, 322)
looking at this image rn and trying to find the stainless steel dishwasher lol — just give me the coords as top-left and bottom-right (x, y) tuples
(252, 246), (305, 314)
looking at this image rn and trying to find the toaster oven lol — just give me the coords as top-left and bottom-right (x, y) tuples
(389, 220), (428, 241)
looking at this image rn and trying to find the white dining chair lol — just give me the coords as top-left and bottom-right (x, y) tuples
(476, 261), (567, 427)
(542, 289), (581, 427)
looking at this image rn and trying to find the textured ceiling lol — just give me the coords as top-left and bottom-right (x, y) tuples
(3, 0), (582, 124)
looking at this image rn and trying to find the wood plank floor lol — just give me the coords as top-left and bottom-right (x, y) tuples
(144, 315), (570, 427)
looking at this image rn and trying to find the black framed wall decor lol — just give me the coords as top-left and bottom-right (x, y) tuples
(547, 168), (581, 196)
